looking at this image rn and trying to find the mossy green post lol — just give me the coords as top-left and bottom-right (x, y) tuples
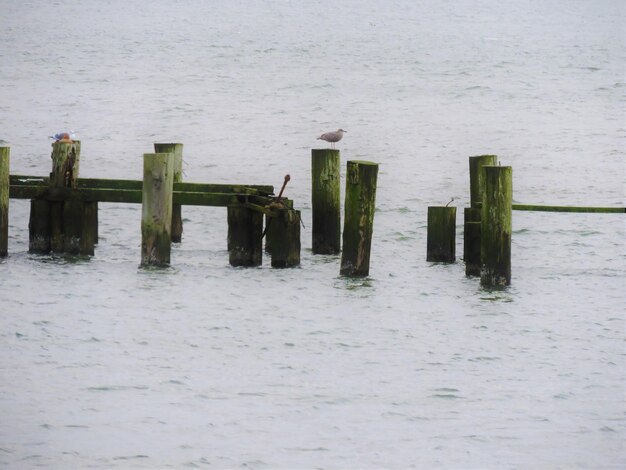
(463, 207), (481, 276)
(154, 143), (183, 243)
(427, 206), (456, 262)
(141, 153), (174, 267)
(312, 149), (341, 254)
(481, 166), (512, 287)
(0, 147), (9, 257)
(269, 209), (301, 268)
(469, 155), (498, 208)
(227, 205), (263, 267)
(464, 155), (498, 276)
(340, 160), (378, 277)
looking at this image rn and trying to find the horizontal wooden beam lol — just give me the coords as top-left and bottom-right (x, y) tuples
(10, 174), (274, 195)
(9, 185), (275, 207)
(513, 204), (624, 214)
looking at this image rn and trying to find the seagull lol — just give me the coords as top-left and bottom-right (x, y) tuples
(49, 131), (76, 143)
(317, 129), (346, 149)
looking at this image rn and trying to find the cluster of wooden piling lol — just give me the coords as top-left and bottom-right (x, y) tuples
(311, 149), (379, 277)
(3, 140), (376, 274)
(427, 155), (512, 287)
(1, 142), (303, 269)
(426, 154), (623, 288)
(5, 140), (620, 280)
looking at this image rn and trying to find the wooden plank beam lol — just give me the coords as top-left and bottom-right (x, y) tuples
(512, 204), (624, 214)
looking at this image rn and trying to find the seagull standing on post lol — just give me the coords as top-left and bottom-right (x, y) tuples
(317, 129), (346, 149)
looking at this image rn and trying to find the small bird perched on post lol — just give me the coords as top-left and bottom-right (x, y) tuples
(49, 131), (76, 143)
(317, 129), (346, 149)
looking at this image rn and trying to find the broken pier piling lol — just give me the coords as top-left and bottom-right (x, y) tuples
(6, 143), (300, 267)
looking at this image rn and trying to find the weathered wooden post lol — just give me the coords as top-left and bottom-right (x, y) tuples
(0, 147), (9, 257)
(340, 160), (378, 277)
(154, 143), (183, 242)
(269, 208), (301, 268)
(481, 165), (512, 287)
(29, 140), (82, 253)
(140, 152), (174, 267)
(469, 155), (498, 207)
(227, 205), (263, 267)
(81, 202), (98, 255)
(426, 206), (456, 262)
(29, 200), (51, 253)
(463, 208), (481, 276)
(464, 155), (498, 276)
(311, 148), (341, 254)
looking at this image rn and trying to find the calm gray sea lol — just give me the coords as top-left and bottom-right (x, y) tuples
(1, 0), (624, 468)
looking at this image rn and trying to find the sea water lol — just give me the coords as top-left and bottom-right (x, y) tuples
(0, 0), (624, 468)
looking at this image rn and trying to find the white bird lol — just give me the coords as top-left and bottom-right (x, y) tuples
(317, 129), (346, 149)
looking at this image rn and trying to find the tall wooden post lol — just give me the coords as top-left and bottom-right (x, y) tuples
(269, 208), (301, 268)
(340, 160), (378, 277)
(312, 149), (341, 254)
(29, 140), (82, 253)
(227, 205), (263, 267)
(481, 166), (512, 287)
(469, 155), (498, 208)
(464, 155), (498, 276)
(426, 206), (456, 262)
(154, 143), (183, 242)
(141, 153), (174, 267)
(0, 147), (9, 257)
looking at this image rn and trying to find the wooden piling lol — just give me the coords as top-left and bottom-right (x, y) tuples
(463, 207), (481, 276)
(311, 148), (341, 254)
(141, 153), (174, 267)
(52, 140), (81, 255)
(340, 160), (378, 277)
(81, 202), (97, 255)
(29, 200), (51, 253)
(426, 206), (456, 263)
(0, 147), (9, 257)
(481, 166), (512, 287)
(227, 205), (263, 267)
(269, 208), (301, 268)
(154, 143), (183, 242)
(464, 155), (498, 276)
(50, 140), (81, 188)
(38, 140), (84, 253)
(469, 155), (498, 208)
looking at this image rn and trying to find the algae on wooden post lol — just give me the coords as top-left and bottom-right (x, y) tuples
(311, 149), (341, 254)
(269, 208), (301, 268)
(0, 147), (9, 257)
(141, 153), (174, 267)
(469, 155), (498, 208)
(227, 205), (263, 267)
(426, 206), (456, 263)
(465, 155), (497, 276)
(340, 160), (378, 277)
(154, 143), (183, 243)
(481, 166), (512, 287)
